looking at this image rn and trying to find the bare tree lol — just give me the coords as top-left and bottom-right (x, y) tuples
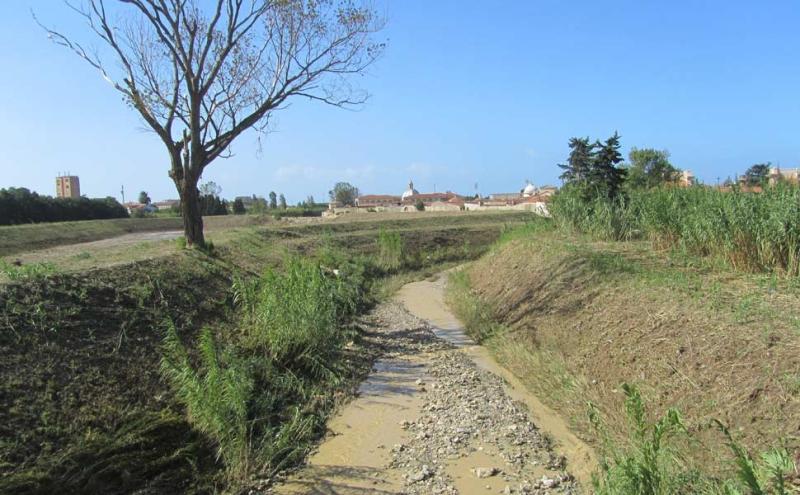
(40, 0), (384, 246)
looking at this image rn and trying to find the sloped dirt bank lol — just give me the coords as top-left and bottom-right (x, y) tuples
(452, 235), (800, 473)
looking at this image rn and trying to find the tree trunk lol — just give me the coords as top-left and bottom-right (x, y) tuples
(179, 179), (205, 248)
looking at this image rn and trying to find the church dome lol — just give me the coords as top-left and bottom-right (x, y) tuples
(523, 182), (537, 197)
(401, 180), (419, 200)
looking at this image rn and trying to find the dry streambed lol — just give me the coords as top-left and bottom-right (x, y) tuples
(270, 275), (587, 494)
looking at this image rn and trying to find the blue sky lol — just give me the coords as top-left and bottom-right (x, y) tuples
(1, 1), (799, 203)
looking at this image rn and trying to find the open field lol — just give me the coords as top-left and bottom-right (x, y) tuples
(0, 211), (529, 277)
(0, 214), (279, 258)
(0, 211), (529, 493)
(448, 218), (800, 492)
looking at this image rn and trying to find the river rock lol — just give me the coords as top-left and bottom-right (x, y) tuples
(473, 467), (499, 478)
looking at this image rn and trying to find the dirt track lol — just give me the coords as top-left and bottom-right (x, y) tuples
(270, 274), (594, 494)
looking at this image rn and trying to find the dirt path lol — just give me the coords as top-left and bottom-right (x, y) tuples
(9, 230), (184, 261)
(271, 273), (594, 494)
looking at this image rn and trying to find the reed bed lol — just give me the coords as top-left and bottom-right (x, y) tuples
(550, 184), (800, 276)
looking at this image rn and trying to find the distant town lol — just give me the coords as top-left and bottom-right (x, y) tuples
(2, 162), (793, 226)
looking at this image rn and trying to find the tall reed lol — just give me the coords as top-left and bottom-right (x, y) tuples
(376, 228), (404, 271)
(163, 254), (370, 482)
(234, 256), (364, 378)
(160, 323), (254, 478)
(551, 183), (800, 276)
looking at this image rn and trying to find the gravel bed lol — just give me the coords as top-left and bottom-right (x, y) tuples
(366, 303), (579, 494)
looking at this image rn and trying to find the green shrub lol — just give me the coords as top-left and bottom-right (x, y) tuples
(162, 253), (370, 483)
(714, 420), (797, 495)
(590, 384), (692, 495)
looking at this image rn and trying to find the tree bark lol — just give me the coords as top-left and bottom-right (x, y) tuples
(178, 178), (205, 248)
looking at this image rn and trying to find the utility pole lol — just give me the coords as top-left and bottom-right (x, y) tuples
(121, 185), (126, 204)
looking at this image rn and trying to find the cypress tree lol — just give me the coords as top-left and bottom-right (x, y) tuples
(592, 132), (627, 199)
(558, 137), (595, 184)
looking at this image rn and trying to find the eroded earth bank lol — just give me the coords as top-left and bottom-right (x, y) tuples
(271, 274), (594, 494)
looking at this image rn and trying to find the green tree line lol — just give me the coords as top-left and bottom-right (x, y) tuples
(0, 188), (128, 225)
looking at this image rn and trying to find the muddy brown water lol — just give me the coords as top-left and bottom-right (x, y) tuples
(274, 273), (596, 494)
(396, 276), (597, 485)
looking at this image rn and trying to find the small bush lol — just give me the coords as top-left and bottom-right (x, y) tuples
(590, 384), (691, 495)
(714, 420), (797, 495)
(162, 252), (370, 483)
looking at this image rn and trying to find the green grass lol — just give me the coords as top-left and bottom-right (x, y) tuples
(0, 260), (59, 280)
(0, 214), (278, 258)
(446, 270), (507, 342)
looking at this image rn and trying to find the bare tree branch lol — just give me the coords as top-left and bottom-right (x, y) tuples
(39, 0), (385, 246)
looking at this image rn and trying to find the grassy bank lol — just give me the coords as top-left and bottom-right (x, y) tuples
(0, 212), (527, 493)
(448, 218), (800, 492)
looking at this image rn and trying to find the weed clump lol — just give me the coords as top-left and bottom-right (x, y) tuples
(590, 384), (798, 495)
(235, 256), (364, 376)
(376, 228), (404, 272)
(0, 260), (58, 281)
(590, 384), (691, 495)
(714, 420), (797, 495)
(163, 254), (371, 483)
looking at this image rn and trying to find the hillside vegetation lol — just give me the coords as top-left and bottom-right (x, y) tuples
(449, 202), (800, 492)
(0, 212), (527, 493)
